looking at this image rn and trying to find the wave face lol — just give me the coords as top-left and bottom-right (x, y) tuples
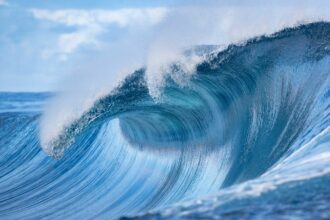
(1, 22), (330, 219)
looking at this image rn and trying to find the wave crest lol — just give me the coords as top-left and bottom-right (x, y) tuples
(41, 22), (330, 189)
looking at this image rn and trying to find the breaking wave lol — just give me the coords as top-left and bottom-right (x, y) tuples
(1, 22), (330, 219)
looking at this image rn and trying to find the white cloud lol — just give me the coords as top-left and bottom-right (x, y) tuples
(30, 8), (168, 58)
(30, 8), (167, 27)
(42, 25), (104, 60)
(58, 26), (102, 54)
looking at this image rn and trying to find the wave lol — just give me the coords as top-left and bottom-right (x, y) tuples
(43, 21), (330, 190)
(0, 22), (329, 219)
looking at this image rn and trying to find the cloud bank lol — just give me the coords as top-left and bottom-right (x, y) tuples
(30, 8), (168, 59)
(30, 8), (167, 27)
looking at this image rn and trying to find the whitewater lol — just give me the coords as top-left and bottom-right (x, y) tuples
(0, 22), (330, 219)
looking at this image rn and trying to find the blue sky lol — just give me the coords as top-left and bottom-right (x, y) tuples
(0, 0), (329, 91)
(0, 0), (179, 91)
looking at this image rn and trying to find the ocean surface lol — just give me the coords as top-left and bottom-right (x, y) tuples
(0, 22), (330, 219)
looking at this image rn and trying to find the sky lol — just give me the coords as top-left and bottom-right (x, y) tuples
(0, 0), (329, 91)
(0, 0), (175, 91)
